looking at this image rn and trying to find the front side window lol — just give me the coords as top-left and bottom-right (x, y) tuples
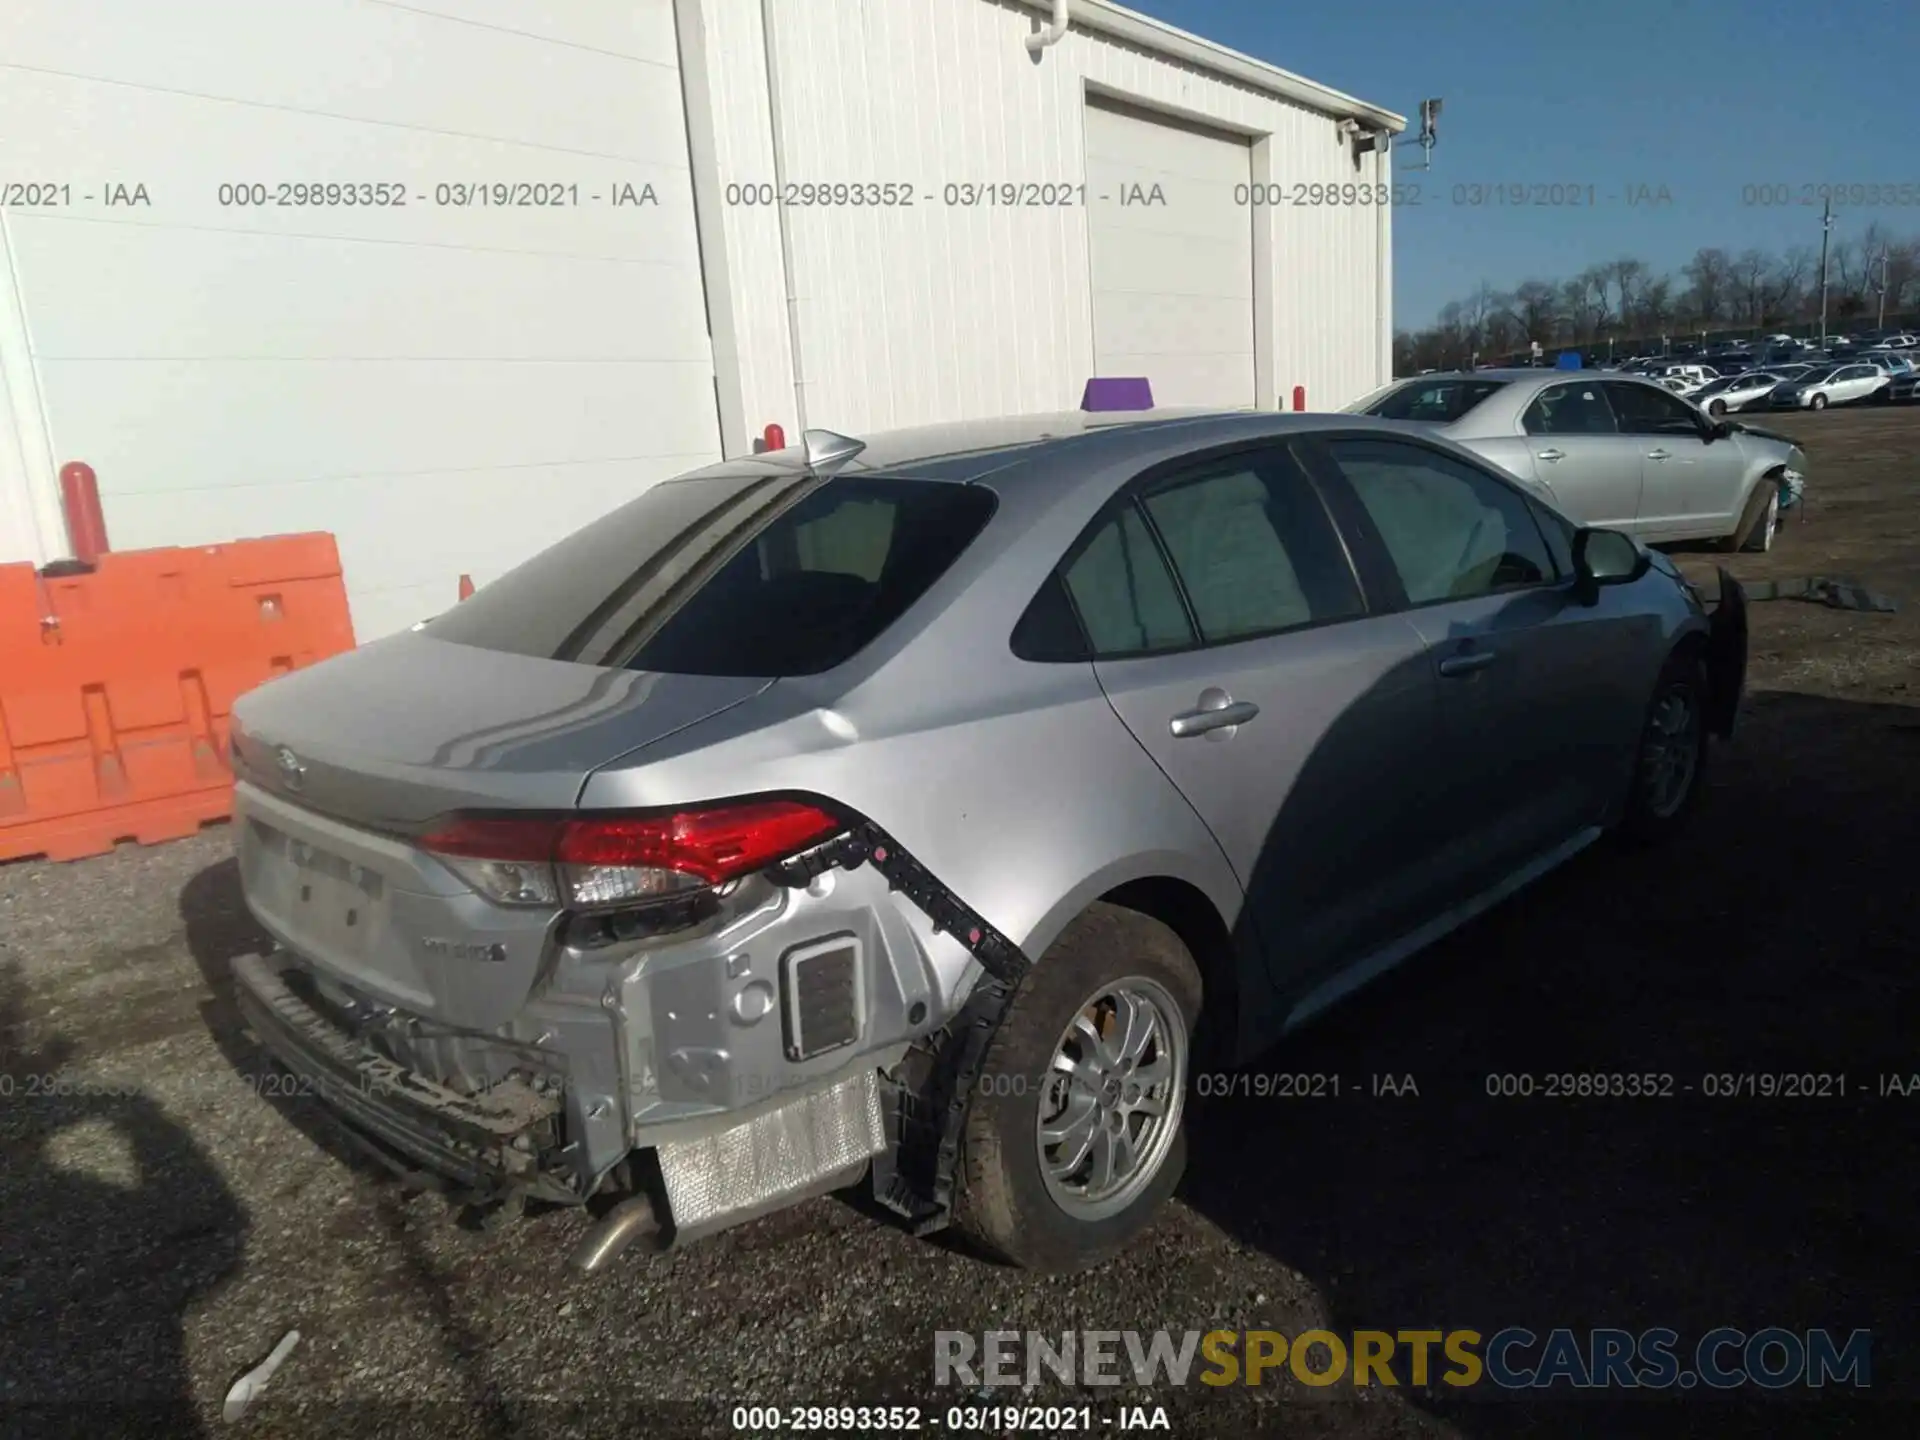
(1605, 383), (1705, 436)
(1320, 438), (1556, 605)
(1523, 384), (1619, 436)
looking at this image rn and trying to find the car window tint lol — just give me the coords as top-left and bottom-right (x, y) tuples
(1141, 462), (1362, 644)
(1605, 382), (1703, 436)
(1010, 572), (1089, 662)
(555, 476), (997, 676)
(1523, 384), (1619, 436)
(1062, 504), (1193, 656)
(1356, 378), (1510, 423)
(1322, 439), (1555, 605)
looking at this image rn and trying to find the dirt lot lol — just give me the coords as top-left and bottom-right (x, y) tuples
(4, 407), (1918, 1439)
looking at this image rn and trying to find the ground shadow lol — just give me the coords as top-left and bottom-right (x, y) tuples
(176, 858), (393, 1192)
(0, 959), (248, 1437)
(1183, 688), (1919, 1436)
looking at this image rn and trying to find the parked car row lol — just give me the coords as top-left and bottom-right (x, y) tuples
(1348, 370), (1809, 553)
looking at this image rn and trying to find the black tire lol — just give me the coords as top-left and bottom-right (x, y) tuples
(1708, 399), (1727, 418)
(1616, 649), (1712, 847)
(1739, 481), (1781, 553)
(1809, 392), (1828, 411)
(1716, 479), (1778, 553)
(952, 902), (1201, 1272)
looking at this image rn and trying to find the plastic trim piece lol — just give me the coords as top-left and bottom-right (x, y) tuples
(763, 820), (1033, 1233)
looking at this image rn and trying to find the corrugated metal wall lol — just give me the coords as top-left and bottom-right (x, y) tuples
(0, 0), (721, 640)
(696, 0), (1392, 444)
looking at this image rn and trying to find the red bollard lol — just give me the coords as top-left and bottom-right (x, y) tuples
(457, 573), (475, 601)
(1292, 386), (1307, 412)
(59, 461), (110, 565)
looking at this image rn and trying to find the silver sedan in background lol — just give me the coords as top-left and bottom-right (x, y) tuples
(1693, 370), (1802, 417)
(1346, 370), (1808, 552)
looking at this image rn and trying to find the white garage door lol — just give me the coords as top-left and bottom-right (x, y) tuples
(1084, 100), (1256, 410)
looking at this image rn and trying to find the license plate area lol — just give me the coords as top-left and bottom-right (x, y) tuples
(250, 820), (390, 960)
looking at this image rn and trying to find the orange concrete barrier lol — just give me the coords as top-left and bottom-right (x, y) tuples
(0, 533), (356, 863)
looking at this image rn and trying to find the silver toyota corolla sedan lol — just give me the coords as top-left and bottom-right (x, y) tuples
(226, 409), (1748, 1273)
(1347, 370), (1808, 553)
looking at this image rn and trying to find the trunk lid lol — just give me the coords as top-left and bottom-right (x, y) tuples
(229, 632), (770, 1030)
(231, 629), (772, 828)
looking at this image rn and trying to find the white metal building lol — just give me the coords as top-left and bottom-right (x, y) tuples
(0, 0), (1401, 640)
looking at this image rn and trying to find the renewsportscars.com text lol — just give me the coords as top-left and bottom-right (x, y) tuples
(935, 1327), (1871, 1391)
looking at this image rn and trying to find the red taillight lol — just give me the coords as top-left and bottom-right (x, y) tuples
(557, 801), (841, 885)
(417, 800), (842, 909)
(418, 816), (563, 860)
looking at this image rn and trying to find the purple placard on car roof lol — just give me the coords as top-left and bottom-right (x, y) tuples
(1081, 377), (1154, 412)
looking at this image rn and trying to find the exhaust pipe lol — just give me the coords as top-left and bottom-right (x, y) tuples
(570, 1193), (663, 1274)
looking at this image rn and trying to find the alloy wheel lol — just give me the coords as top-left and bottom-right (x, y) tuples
(1640, 681), (1702, 819)
(1036, 978), (1187, 1222)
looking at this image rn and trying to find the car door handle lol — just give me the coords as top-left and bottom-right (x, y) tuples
(1647, 448), (1672, 460)
(1169, 699), (1260, 737)
(1437, 649), (1499, 678)
(1536, 447), (1565, 461)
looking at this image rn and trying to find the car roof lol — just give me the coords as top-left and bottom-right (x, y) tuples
(659, 407), (1462, 494)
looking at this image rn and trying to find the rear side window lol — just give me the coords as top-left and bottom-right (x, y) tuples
(428, 473), (995, 676)
(1062, 505), (1193, 656)
(1354, 378), (1510, 423)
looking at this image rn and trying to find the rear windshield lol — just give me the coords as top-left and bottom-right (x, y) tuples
(426, 472), (997, 676)
(1349, 378), (1510, 423)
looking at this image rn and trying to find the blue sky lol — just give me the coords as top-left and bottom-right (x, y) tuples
(1140, 0), (1920, 328)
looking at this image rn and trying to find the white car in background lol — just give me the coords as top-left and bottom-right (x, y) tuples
(1857, 351), (1916, 376)
(1651, 364), (1715, 391)
(1767, 362), (1889, 410)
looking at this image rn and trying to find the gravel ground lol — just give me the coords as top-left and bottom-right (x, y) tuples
(4, 408), (1919, 1439)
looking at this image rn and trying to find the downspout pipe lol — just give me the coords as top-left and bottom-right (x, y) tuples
(760, 0), (808, 433)
(1026, 0), (1069, 51)
(1377, 133), (1392, 387)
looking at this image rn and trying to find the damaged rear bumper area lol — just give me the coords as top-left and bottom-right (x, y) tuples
(230, 816), (1031, 1268)
(232, 949), (572, 1204)
(234, 945), (894, 1261)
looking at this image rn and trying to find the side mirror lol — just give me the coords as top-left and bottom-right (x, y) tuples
(1572, 527), (1648, 602)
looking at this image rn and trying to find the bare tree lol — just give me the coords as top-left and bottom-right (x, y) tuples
(1731, 249), (1777, 327)
(1830, 239), (1871, 315)
(1558, 268), (1609, 342)
(1393, 222), (1920, 370)
(1456, 282), (1507, 359)
(1600, 257), (1650, 330)
(1634, 275), (1675, 336)
(1887, 240), (1920, 313)
(1766, 249), (1811, 325)
(1505, 279), (1559, 345)
(1680, 247), (1733, 326)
